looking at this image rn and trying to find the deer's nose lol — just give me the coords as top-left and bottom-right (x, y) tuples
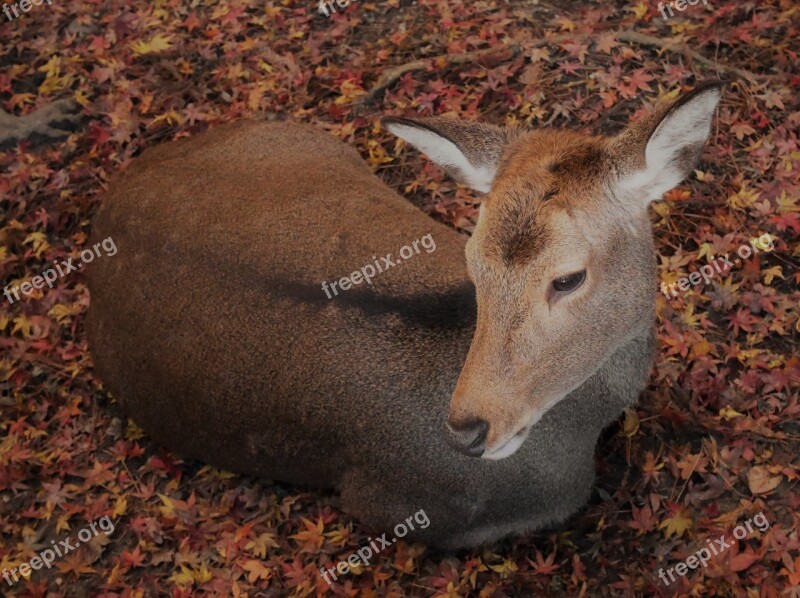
(445, 418), (489, 457)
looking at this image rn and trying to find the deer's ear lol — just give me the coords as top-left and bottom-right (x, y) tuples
(612, 83), (721, 204)
(382, 116), (511, 193)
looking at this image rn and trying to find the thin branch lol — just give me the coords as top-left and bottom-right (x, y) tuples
(0, 99), (81, 148)
(359, 28), (776, 105)
(358, 44), (522, 104)
(616, 30), (776, 82)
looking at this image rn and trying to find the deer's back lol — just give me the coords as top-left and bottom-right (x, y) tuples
(87, 120), (474, 485)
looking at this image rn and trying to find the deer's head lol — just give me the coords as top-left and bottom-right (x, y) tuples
(383, 84), (720, 459)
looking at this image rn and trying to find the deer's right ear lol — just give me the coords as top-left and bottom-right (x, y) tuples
(381, 116), (510, 193)
(611, 83), (721, 206)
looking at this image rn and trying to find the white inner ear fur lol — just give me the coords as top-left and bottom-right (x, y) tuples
(385, 122), (497, 193)
(616, 88), (720, 204)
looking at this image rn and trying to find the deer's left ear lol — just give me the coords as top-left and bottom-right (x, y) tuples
(611, 83), (721, 204)
(382, 116), (511, 193)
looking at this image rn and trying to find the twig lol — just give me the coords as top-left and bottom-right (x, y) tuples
(358, 44), (522, 104)
(360, 28), (776, 106)
(0, 98), (81, 148)
(616, 30), (776, 83)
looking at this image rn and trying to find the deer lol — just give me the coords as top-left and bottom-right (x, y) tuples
(86, 83), (720, 549)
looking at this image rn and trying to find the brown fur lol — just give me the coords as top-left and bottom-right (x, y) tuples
(392, 85), (721, 456)
(446, 127), (654, 452)
(87, 84), (718, 547)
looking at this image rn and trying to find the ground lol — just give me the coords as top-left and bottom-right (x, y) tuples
(0, 0), (799, 596)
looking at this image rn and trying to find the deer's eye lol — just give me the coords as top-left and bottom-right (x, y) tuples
(552, 270), (586, 294)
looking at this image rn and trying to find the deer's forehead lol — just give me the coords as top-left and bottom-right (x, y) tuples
(499, 130), (609, 183)
(480, 134), (608, 268)
(477, 201), (595, 273)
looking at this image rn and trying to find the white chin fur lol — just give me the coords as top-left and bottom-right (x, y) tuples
(482, 425), (532, 460)
(481, 407), (552, 460)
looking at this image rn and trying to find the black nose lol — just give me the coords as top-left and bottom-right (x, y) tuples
(445, 418), (489, 457)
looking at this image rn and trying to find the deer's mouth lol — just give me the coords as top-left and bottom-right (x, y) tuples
(482, 391), (571, 460)
(482, 423), (533, 460)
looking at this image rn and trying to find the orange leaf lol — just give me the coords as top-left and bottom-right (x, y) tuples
(242, 559), (272, 583)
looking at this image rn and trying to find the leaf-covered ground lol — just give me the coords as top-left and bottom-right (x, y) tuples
(1, 0), (799, 596)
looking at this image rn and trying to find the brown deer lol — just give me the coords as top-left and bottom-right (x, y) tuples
(87, 83), (720, 548)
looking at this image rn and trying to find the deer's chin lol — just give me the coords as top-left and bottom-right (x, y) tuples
(481, 402), (558, 460)
(482, 423), (533, 460)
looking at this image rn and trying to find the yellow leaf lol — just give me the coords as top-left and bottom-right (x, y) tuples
(695, 242), (716, 262)
(736, 349), (762, 365)
(157, 494), (176, 518)
(23, 232), (50, 257)
(680, 303), (701, 328)
(11, 315), (33, 337)
(728, 186), (761, 211)
(125, 419), (145, 441)
(0, 358), (16, 382)
(150, 110), (186, 128)
(629, 0), (648, 19)
(366, 139), (393, 168)
(659, 508), (693, 538)
(130, 34), (175, 57)
(751, 233), (775, 251)
(56, 512), (72, 533)
(488, 558), (519, 576)
(48, 304), (79, 323)
(776, 191), (799, 213)
(335, 80), (366, 105)
(247, 87), (264, 112)
(694, 169), (714, 182)
(257, 60), (274, 73)
(169, 565), (196, 588)
(107, 563), (124, 585)
(651, 200), (670, 221)
(193, 563), (213, 583)
(622, 408), (639, 437)
(762, 265), (783, 285)
(323, 526), (351, 547)
(553, 17), (574, 31)
(113, 496), (128, 517)
(719, 406), (744, 420)
(74, 90), (91, 107)
(38, 55), (72, 94)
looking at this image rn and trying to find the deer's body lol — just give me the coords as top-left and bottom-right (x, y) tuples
(88, 86), (718, 548)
